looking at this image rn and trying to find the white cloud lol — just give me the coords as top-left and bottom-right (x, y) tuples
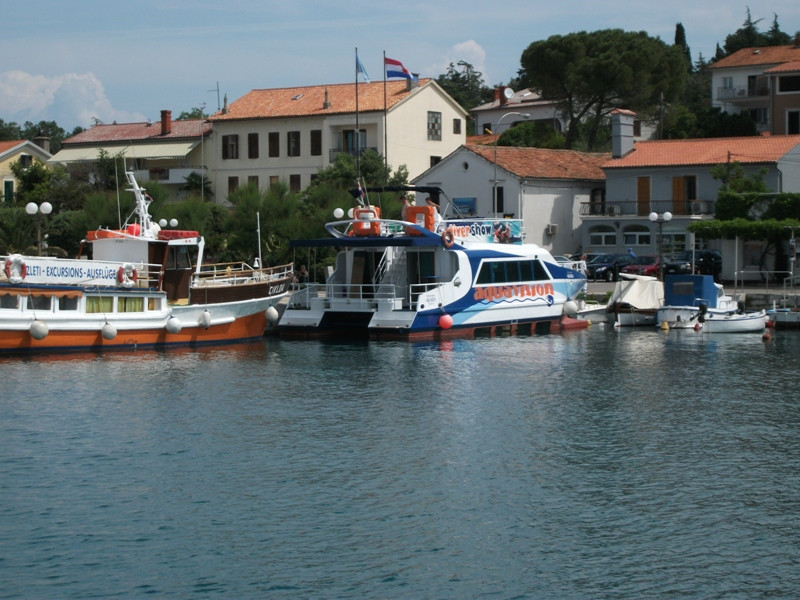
(0, 71), (145, 129)
(433, 39), (490, 85)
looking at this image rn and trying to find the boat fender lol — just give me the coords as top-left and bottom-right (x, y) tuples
(563, 300), (578, 317)
(165, 316), (182, 334)
(198, 310), (212, 330)
(441, 227), (455, 249)
(4, 254), (27, 284)
(438, 314), (453, 329)
(101, 322), (117, 340)
(117, 263), (138, 288)
(30, 320), (49, 340)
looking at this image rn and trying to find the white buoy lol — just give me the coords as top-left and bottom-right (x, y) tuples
(198, 310), (212, 329)
(165, 316), (182, 334)
(101, 322), (117, 340)
(563, 300), (578, 317)
(30, 320), (49, 340)
(266, 306), (280, 324)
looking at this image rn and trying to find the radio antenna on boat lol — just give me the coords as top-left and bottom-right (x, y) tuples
(256, 211), (263, 268)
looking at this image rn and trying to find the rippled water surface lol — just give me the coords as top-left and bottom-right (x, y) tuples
(2, 327), (800, 599)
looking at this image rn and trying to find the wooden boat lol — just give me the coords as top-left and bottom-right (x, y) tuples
(0, 172), (293, 354)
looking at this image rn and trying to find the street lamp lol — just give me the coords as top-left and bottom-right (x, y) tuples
(493, 111), (529, 215)
(649, 211), (672, 280)
(25, 201), (52, 256)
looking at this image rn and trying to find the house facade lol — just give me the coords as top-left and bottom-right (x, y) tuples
(207, 79), (468, 201)
(472, 87), (568, 135)
(592, 110), (800, 281)
(49, 111), (213, 198)
(1, 139), (53, 204)
(709, 42), (800, 135)
(411, 144), (607, 256)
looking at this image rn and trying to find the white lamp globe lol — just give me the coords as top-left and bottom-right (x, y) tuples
(347, 208), (354, 219)
(169, 218), (179, 228)
(663, 211), (673, 222)
(333, 207), (344, 219)
(159, 219), (168, 228)
(648, 212), (658, 222)
(25, 202), (38, 215)
(40, 202), (53, 215)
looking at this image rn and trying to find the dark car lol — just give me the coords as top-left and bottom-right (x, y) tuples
(664, 249), (722, 280)
(620, 255), (661, 277)
(586, 253), (635, 282)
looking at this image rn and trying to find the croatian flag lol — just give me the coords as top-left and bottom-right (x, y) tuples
(385, 57), (418, 82)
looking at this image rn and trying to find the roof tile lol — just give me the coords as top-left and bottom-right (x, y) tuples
(709, 45), (800, 69)
(604, 135), (800, 168)
(467, 144), (608, 180)
(209, 79), (432, 121)
(64, 119), (211, 144)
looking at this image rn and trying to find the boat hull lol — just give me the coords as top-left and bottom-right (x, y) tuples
(767, 309), (800, 329)
(656, 306), (767, 333)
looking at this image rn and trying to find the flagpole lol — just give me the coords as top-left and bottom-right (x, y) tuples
(383, 50), (388, 186)
(355, 47), (360, 188)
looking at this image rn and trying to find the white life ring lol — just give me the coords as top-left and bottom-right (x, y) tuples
(4, 254), (27, 284)
(117, 263), (138, 288)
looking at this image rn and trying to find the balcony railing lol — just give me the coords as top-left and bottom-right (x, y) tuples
(716, 84), (770, 101)
(580, 199), (715, 217)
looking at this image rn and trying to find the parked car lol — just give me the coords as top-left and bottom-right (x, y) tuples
(664, 249), (722, 281)
(620, 255), (661, 277)
(586, 253), (635, 282)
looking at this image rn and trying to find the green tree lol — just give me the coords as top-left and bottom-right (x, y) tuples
(674, 23), (692, 72)
(177, 107), (208, 120)
(182, 172), (213, 197)
(520, 30), (687, 150)
(436, 61), (492, 134)
(721, 8), (792, 57)
(497, 121), (566, 149)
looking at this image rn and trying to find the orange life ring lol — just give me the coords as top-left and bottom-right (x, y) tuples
(4, 255), (26, 282)
(441, 227), (455, 248)
(117, 264), (138, 287)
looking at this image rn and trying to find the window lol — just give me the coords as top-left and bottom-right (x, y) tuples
(482, 123), (492, 134)
(453, 118), (461, 135)
(427, 111), (442, 140)
(310, 130), (322, 156)
(789, 111), (800, 135)
(289, 174), (301, 192)
(228, 176), (239, 194)
(18, 154), (32, 168)
(749, 107), (768, 124)
(118, 297), (144, 313)
(589, 225), (617, 247)
(430, 156), (441, 167)
(58, 296), (79, 311)
(248, 133), (259, 159)
(623, 225), (651, 246)
(453, 197), (477, 215)
(494, 186), (504, 214)
(269, 175), (280, 187)
(3, 180), (13, 204)
(248, 175), (259, 187)
(778, 75), (800, 93)
(722, 76), (733, 89)
(633, 120), (642, 137)
(86, 296), (113, 313)
(475, 260), (551, 284)
(269, 132), (279, 157)
(27, 295), (51, 311)
(222, 134), (239, 159)
(0, 294), (19, 309)
(287, 131), (300, 157)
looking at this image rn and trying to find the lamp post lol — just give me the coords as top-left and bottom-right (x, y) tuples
(25, 201), (52, 256)
(492, 111), (529, 215)
(649, 211), (672, 280)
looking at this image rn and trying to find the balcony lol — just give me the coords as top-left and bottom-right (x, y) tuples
(133, 167), (205, 186)
(580, 199), (715, 217)
(716, 82), (770, 103)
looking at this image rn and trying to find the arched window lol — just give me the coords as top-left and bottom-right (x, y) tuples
(588, 225), (616, 247)
(622, 225), (651, 247)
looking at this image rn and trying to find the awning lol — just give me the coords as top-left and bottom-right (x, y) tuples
(49, 141), (199, 163)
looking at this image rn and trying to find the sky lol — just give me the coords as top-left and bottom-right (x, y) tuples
(2, 1), (799, 132)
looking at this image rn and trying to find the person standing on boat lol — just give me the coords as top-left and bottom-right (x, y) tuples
(401, 195), (412, 222)
(426, 196), (443, 232)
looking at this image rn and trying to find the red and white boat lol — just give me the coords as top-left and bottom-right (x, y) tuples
(0, 172), (293, 354)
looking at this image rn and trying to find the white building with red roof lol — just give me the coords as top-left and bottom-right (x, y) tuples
(206, 79), (468, 201)
(1, 138), (53, 204)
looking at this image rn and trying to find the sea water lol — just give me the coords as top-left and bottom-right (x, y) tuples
(2, 327), (799, 599)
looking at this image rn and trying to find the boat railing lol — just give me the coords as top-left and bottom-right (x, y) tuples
(287, 280), (440, 311)
(193, 261), (294, 287)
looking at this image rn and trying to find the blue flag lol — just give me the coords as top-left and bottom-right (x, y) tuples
(356, 52), (370, 83)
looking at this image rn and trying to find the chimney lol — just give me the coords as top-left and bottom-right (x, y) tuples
(494, 87), (501, 103)
(610, 109), (636, 158)
(405, 76), (419, 92)
(32, 134), (51, 154)
(499, 86), (510, 106)
(160, 110), (172, 135)
(323, 88), (331, 109)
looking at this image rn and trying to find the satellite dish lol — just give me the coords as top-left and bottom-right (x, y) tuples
(503, 87), (514, 100)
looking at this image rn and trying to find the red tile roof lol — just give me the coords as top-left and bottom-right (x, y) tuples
(0, 140), (25, 153)
(467, 144), (608, 181)
(603, 135), (800, 169)
(709, 45), (800, 69)
(765, 60), (800, 74)
(209, 79), (433, 121)
(64, 119), (211, 144)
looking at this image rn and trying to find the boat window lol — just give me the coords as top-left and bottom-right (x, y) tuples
(86, 296), (113, 314)
(476, 259), (552, 284)
(58, 296), (79, 311)
(148, 297), (161, 311)
(118, 296), (144, 313)
(27, 295), (52, 311)
(0, 294), (19, 309)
